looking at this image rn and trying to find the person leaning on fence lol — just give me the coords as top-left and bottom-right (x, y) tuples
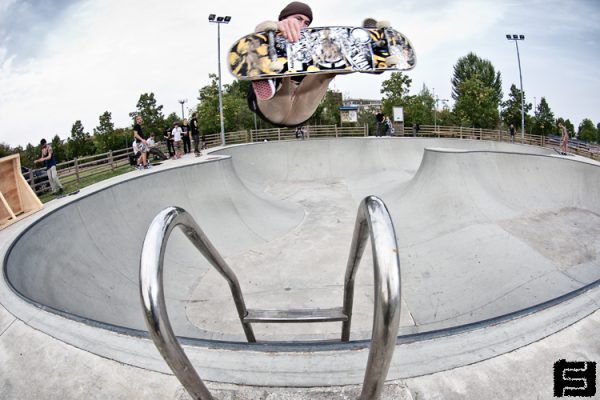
(35, 138), (64, 195)
(375, 111), (384, 136)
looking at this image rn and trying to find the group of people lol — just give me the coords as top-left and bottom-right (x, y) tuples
(162, 112), (206, 160)
(130, 113), (207, 170)
(375, 112), (395, 136)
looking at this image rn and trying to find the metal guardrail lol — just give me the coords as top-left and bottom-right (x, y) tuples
(139, 196), (401, 400)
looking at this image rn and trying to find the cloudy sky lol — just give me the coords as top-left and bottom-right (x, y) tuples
(0, 0), (598, 147)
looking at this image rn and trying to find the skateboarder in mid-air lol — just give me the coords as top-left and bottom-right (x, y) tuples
(248, 1), (337, 127)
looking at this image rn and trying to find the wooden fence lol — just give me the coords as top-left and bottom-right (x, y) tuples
(21, 124), (599, 195)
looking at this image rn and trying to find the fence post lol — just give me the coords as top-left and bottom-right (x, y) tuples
(278, 128), (281, 141)
(335, 125), (338, 138)
(306, 126), (310, 140)
(74, 158), (81, 184)
(109, 151), (114, 172)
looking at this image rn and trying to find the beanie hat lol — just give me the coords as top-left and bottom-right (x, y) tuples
(278, 2), (313, 24)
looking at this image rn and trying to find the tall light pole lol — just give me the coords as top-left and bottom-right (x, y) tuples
(209, 14), (231, 147)
(506, 34), (526, 140)
(178, 99), (187, 119)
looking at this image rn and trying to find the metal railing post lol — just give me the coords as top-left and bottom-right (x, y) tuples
(341, 196), (402, 400)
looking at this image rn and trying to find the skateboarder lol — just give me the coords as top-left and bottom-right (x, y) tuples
(35, 138), (64, 195)
(559, 122), (569, 155)
(248, 1), (336, 127)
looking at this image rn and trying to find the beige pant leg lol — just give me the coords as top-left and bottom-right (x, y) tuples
(257, 74), (335, 126)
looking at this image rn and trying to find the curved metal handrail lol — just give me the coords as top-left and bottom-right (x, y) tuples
(341, 196), (402, 400)
(140, 197), (401, 400)
(140, 206), (255, 400)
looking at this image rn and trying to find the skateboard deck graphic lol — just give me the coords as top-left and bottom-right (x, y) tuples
(229, 25), (416, 80)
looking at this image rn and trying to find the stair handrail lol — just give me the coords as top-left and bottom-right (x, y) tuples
(140, 206), (256, 400)
(341, 195), (402, 400)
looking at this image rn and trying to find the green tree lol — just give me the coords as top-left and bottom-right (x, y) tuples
(596, 122), (600, 142)
(451, 52), (502, 104)
(531, 97), (554, 136)
(129, 93), (165, 138)
(500, 84), (532, 130)
(67, 120), (95, 158)
(451, 53), (502, 129)
(94, 111), (122, 152)
(402, 85), (435, 126)
(453, 78), (500, 128)
(0, 143), (14, 158)
(50, 135), (67, 163)
(223, 79), (255, 131)
(577, 119), (597, 142)
(21, 143), (38, 168)
(196, 74), (221, 134)
(380, 72), (412, 117)
(310, 90), (342, 125)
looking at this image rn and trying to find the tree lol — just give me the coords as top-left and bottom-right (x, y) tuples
(222, 79), (255, 131)
(500, 84), (532, 130)
(50, 135), (67, 163)
(67, 120), (95, 158)
(401, 85), (435, 126)
(129, 93), (165, 137)
(451, 52), (502, 104)
(21, 143), (38, 168)
(380, 72), (412, 117)
(596, 122), (600, 143)
(453, 78), (500, 128)
(94, 111), (122, 152)
(196, 74), (222, 134)
(577, 119), (597, 142)
(451, 53), (502, 129)
(310, 90), (342, 125)
(0, 143), (14, 158)
(531, 97), (554, 136)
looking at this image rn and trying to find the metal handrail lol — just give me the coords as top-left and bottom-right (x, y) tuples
(139, 197), (401, 400)
(342, 196), (402, 400)
(140, 206), (255, 400)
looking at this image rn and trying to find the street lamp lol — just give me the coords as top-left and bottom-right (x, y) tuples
(506, 34), (526, 140)
(209, 13), (231, 147)
(178, 99), (187, 119)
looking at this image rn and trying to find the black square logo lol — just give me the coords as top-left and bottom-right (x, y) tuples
(554, 359), (596, 397)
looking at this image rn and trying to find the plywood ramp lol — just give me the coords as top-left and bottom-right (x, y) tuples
(0, 154), (43, 230)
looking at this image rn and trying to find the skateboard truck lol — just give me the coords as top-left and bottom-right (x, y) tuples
(261, 21), (284, 73)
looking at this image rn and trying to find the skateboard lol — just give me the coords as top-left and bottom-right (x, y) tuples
(55, 189), (80, 199)
(228, 22), (416, 80)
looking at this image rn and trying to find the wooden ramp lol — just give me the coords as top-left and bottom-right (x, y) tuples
(0, 154), (43, 230)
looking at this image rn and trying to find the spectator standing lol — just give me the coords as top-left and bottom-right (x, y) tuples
(35, 138), (64, 195)
(163, 127), (175, 158)
(181, 119), (191, 154)
(132, 116), (149, 169)
(190, 113), (202, 156)
(559, 122), (569, 155)
(375, 111), (384, 136)
(509, 124), (516, 142)
(172, 123), (183, 159)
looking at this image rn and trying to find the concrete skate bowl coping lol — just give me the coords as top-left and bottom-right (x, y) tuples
(4, 137), (600, 385)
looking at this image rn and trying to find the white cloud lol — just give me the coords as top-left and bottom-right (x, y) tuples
(0, 0), (599, 147)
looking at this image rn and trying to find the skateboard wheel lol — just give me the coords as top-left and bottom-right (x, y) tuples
(376, 20), (392, 29)
(256, 21), (279, 32)
(269, 60), (284, 72)
(385, 55), (401, 67)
